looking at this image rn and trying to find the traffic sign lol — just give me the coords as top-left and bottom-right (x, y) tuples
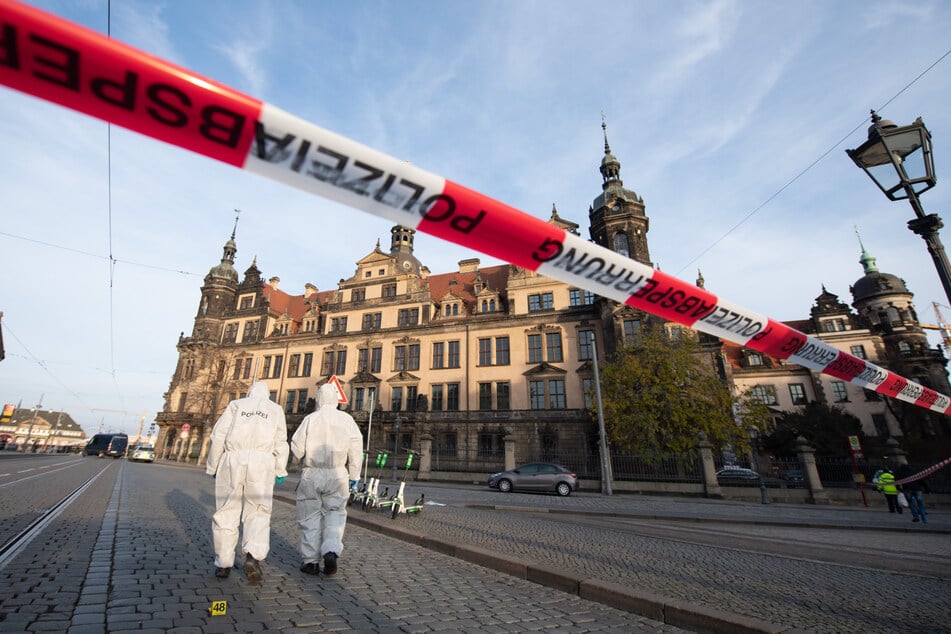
(848, 435), (861, 451)
(182, 423), (191, 432)
(327, 375), (348, 404)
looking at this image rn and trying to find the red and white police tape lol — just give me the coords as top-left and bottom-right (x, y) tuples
(2, 0), (950, 416)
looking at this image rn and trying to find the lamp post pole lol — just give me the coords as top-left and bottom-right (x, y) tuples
(591, 338), (612, 495)
(847, 110), (951, 305)
(748, 425), (769, 505)
(362, 388), (376, 482)
(391, 414), (401, 482)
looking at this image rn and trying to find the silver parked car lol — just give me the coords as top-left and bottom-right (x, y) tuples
(488, 462), (577, 496)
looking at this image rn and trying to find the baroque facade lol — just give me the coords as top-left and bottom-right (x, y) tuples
(155, 129), (950, 466)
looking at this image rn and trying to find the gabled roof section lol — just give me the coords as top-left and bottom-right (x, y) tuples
(427, 264), (509, 315)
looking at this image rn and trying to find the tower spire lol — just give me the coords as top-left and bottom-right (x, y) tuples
(232, 208), (241, 240)
(599, 114), (621, 185)
(855, 226), (878, 274)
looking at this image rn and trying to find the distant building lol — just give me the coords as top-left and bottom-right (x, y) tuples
(0, 409), (87, 451)
(155, 127), (950, 465)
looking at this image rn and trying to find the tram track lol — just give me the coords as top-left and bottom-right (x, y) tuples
(0, 461), (114, 570)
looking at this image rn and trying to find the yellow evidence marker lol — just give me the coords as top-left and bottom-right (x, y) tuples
(209, 600), (227, 616)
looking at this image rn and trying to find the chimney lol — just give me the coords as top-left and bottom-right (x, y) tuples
(268, 276), (280, 290)
(304, 283), (317, 298)
(458, 258), (480, 274)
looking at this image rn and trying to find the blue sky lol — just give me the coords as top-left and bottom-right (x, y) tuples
(2, 0), (951, 437)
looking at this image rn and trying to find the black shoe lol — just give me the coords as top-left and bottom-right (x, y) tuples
(322, 552), (338, 576)
(912, 517), (920, 522)
(215, 567), (230, 579)
(244, 554), (263, 585)
(300, 561), (320, 575)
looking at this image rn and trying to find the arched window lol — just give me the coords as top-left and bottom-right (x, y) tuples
(613, 232), (630, 257)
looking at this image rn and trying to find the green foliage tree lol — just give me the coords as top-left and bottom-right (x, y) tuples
(761, 401), (865, 457)
(595, 324), (745, 455)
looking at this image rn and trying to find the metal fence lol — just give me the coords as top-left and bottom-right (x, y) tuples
(421, 446), (950, 493)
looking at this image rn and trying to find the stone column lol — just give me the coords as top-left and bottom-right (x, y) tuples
(697, 434), (722, 499)
(198, 424), (211, 468)
(796, 436), (829, 505)
(417, 433), (432, 481)
(503, 432), (516, 471)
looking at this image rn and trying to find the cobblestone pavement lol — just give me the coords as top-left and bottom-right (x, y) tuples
(0, 460), (686, 633)
(324, 479), (951, 634)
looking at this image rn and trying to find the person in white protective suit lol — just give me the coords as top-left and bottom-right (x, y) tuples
(205, 381), (289, 583)
(291, 383), (363, 576)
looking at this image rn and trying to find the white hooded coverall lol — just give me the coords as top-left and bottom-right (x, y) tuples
(291, 383), (363, 563)
(206, 381), (289, 568)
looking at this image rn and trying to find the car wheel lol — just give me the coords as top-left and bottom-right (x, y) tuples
(498, 479), (512, 493)
(556, 482), (572, 497)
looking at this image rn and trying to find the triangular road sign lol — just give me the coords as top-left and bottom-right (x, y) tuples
(328, 375), (348, 404)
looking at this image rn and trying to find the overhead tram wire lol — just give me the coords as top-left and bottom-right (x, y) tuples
(675, 47), (951, 277)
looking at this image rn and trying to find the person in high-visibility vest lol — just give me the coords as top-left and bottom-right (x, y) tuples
(875, 468), (903, 514)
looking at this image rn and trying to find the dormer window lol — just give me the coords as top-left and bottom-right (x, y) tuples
(747, 352), (763, 367)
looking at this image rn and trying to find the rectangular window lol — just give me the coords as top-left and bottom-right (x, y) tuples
(370, 347), (382, 373)
(582, 377), (594, 409)
(579, 330), (595, 361)
(478, 432), (503, 458)
(233, 358), (243, 380)
(243, 359), (252, 379)
(408, 344), (420, 371)
(397, 308), (419, 326)
(406, 386), (418, 412)
(272, 355), (283, 378)
(750, 385), (778, 405)
(546, 332), (563, 362)
(747, 353), (763, 367)
(394, 345), (406, 371)
(438, 431), (457, 457)
(831, 380), (849, 402)
(269, 391), (278, 402)
(850, 345), (867, 359)
(302, 353), (313, 377)
(239, 295), (253, 310)
(528, 292), (554, 312)
(530, 380), (545, 409)
(242, 320), (258, 342)
(569, 289), (596, 306)
(382, 283), (397, 298)
(446, 383), (460, 411)
(351, 288), (366, 302)
(285, 391), (296, 414)
(478, 338), (492, 366)
(789, 383), (807, 405)
(330, 317), (348, 333)
(323, 351), (334, 375)
(391, 386), (403, 411)
(496, 336), (510, 365)
(335, 350), (347, 375)
(496, 382), (510, 409)
(362, 312), (382, 330)
(528, 334), (543, 363)
(262, 356), (272, 379)
(623, 319), (640, 344)
(479, 383), (492, 410)
(288, 354), (300, 378)
(431, 385), (444, 411)
(432, 342), (445, 369)
(548, 380), (566, 409)
(223, 322), (238, 343)
(354, 388), (365, 412)
(448, 341), (460, 368)
(358, 348), (369, 372)
(297, 389), (308, 413)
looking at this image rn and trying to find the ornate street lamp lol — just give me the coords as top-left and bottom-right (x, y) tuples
(747, 425), (769, 505)
(846, 111), (951, 304)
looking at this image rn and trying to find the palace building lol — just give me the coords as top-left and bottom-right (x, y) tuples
(155, 127), (950, 466)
